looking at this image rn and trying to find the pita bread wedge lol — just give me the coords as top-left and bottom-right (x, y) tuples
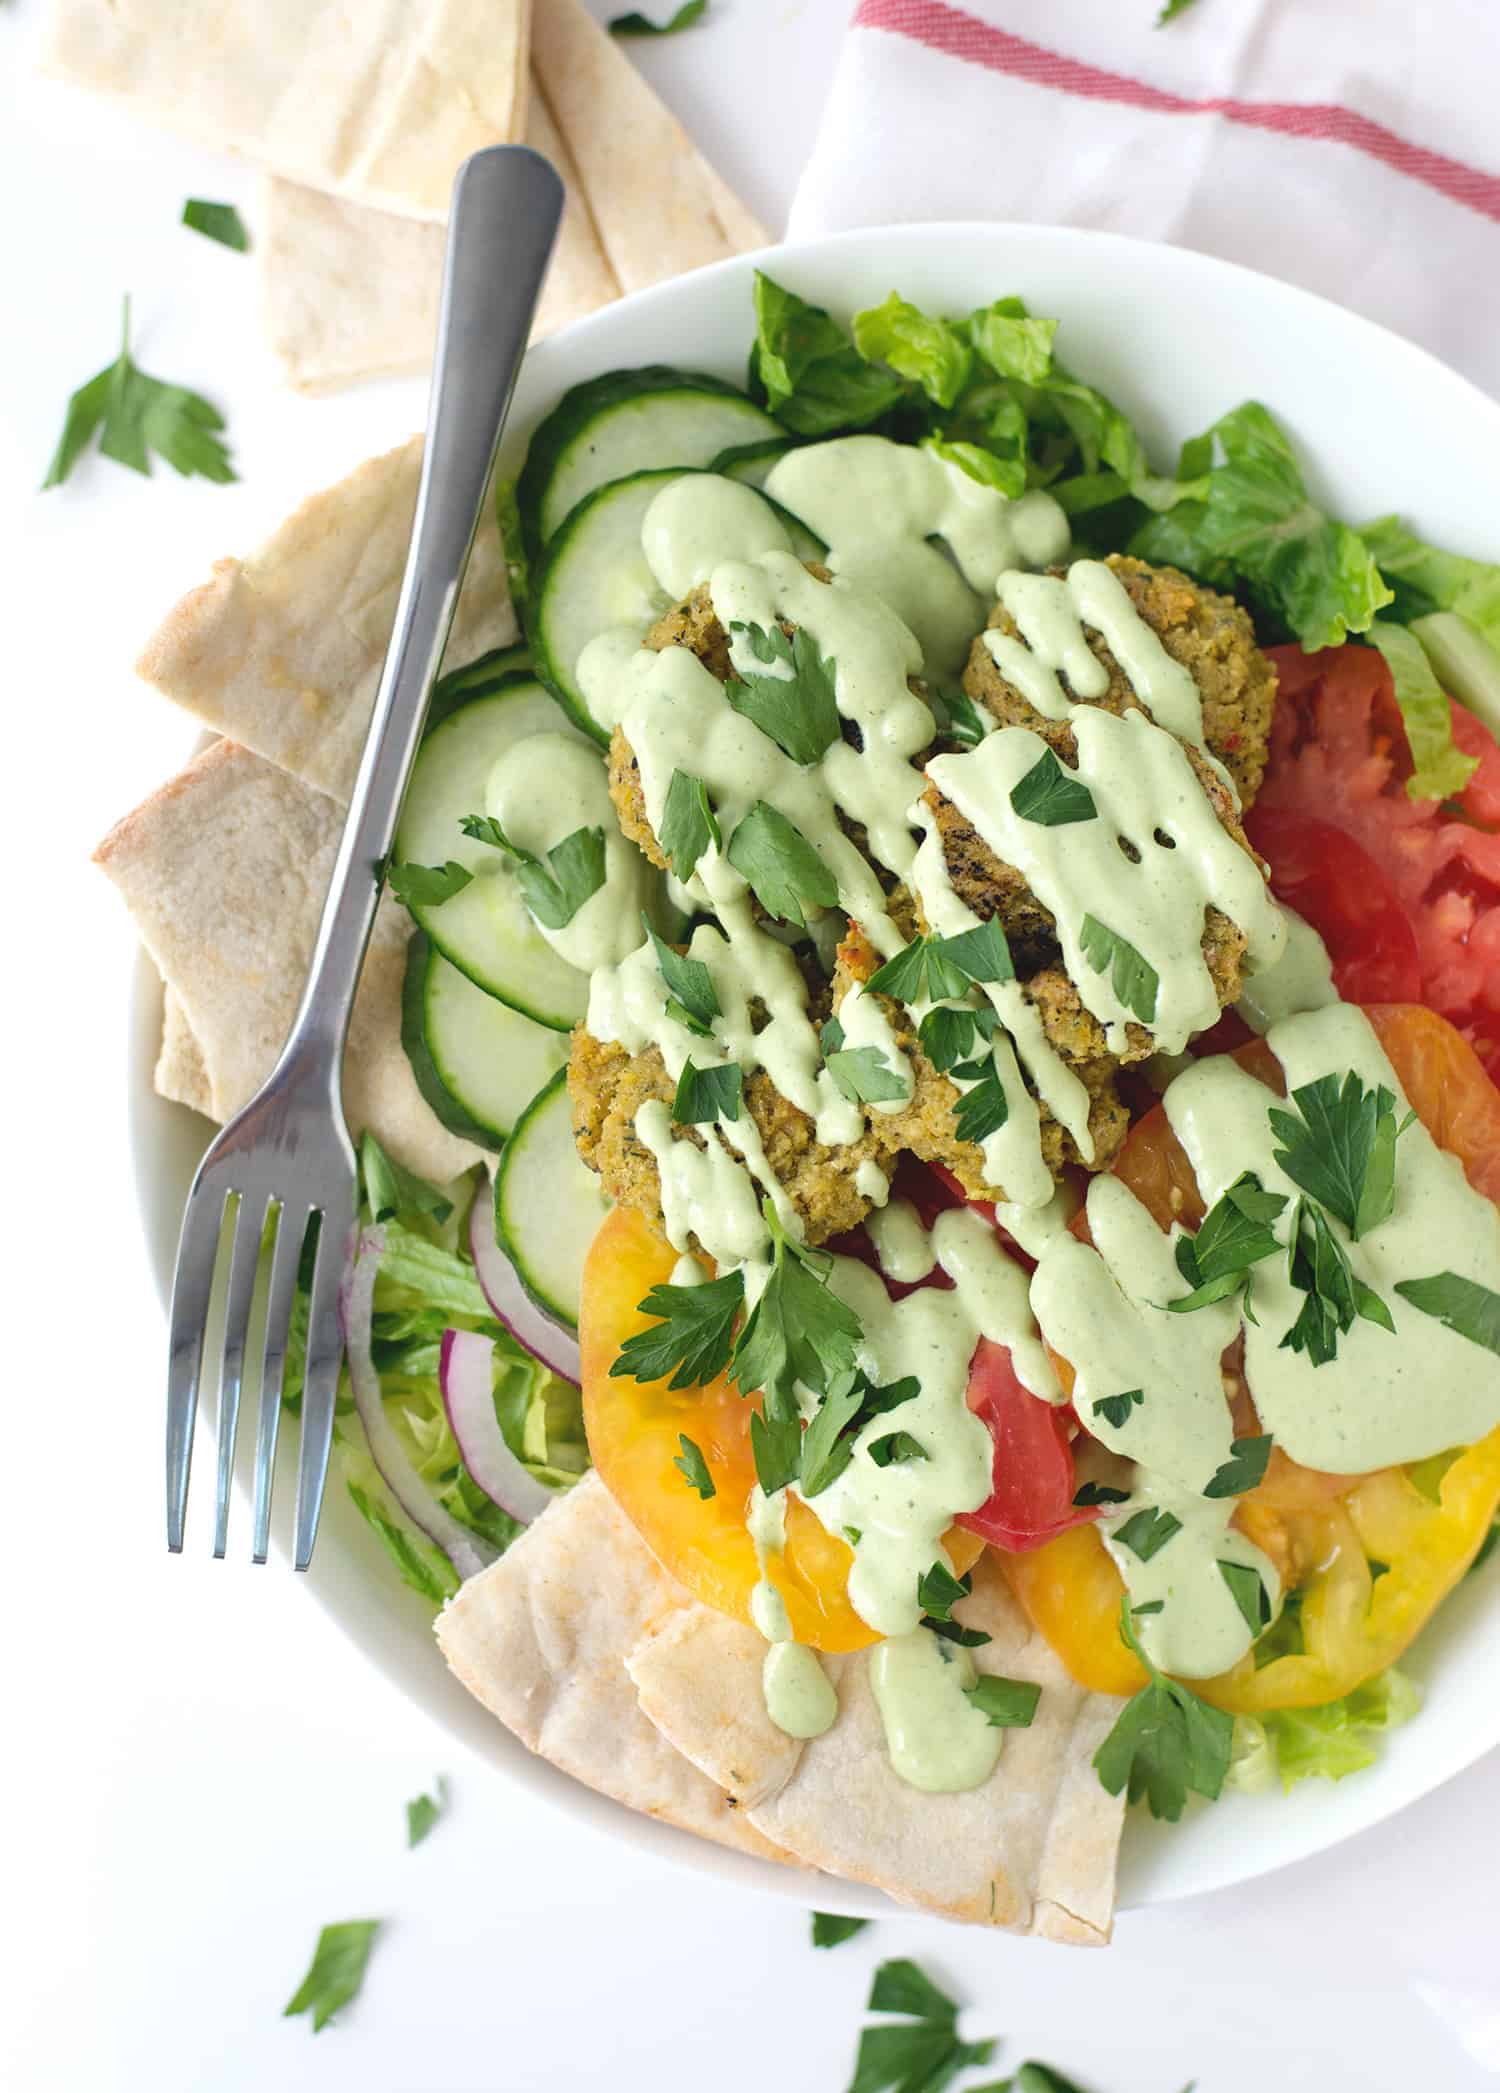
(531, 0), (769, 294)
(156, 988), (215, 1121)
(263, 80), (619, 394)
(436, 1474), (796, 1865)
(95, 738), (482, 1185)
(134, 438), (514, 804)
(42, 0), (529, 223)
(629, 1553), (1126, 1940)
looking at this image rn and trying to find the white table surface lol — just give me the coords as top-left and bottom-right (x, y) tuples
(4, 2), (1499, 2088)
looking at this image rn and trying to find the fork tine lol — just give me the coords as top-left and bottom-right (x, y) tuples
(293, 1211), (351, 1571)
(166, 1179), (231, 1552)
(212, 1190), (269, 1558)
(250, 1203), (308, 1564)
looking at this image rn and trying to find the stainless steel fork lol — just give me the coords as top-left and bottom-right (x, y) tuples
(165, 146), (564, 1569)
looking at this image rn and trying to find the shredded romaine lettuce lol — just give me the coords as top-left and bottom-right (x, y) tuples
(334, 1169), (587, 1601)
(1365, 621), (1480, 802)
(1226, 1668), (1423, 1793)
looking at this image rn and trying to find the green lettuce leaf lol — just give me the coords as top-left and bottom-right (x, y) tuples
(1228, 1667), (1422, 1791)
(853, 292), (973, 408)
(1361, 515), (1500, 647)
(1364, 621), (1479, 802)
(1154, 402), (1393, 649)
(750, 273), (908, 436)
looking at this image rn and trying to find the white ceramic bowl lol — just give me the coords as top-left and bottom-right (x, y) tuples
(130, 221), (1500, 1919)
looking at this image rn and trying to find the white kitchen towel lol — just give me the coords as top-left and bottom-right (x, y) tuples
(789, 0), (1500, 398)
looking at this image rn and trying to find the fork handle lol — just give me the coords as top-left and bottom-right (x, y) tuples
(281, 147), (563, 1079)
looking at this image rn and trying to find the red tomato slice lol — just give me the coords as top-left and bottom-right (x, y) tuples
(1246, 806), (1423, 1004)
(1255, 643), (1500, 1081)
(957, 1337), (1096, 1554)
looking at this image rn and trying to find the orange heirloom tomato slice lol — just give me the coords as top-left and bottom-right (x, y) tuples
(1003, 1003), (1500, 1709)
(580, 1206), (980, 1653)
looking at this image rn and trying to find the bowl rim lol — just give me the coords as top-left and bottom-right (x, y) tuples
(127, 216), (1500, 1924)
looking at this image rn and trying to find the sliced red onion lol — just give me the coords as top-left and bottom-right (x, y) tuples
(340, 1226), (493, 1582)
(440, 1328), (554, 1525)
(468, 1187), (581, 1387)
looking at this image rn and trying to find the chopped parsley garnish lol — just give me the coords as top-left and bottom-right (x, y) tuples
(865, 922), (1011, 1002)
(1394, 1271), (1500, 1355)
(950, 1054), (1010, 1146)
(644, 918), (720, 1034)
(459, 814), (606, 929)
(609, 1270), (745, 1389)
(847, 1958), (996, 2092)
(918, 1002), (994, 1072)
(732, 1201), (863, 1410)
(811, 1911), (870, 1949)
(928, 684), (989, 747)
(385, 859), (473, 909)
(1009, 745), (1099, 826)
(405, 1776), (450, 1848)
(672, 1057), (743, 1125)
(800, 1371), (919, 1496)
(1079, 913), (1160, 1024)
(658, 769), (721, 880)
(826, 1042), (909, 1105)
(726, 800), (838, 925)
(182, 198), (249, 251)
(1073, 1481), (1130, 1508)
(1092, 1600), (1234, 1821)
(1114, 1506), (1182, 1561)
(358, 1130), (453, 1228)
(1092, 1388), (1144, 1429)
(1280, 1197), (1393, 1365)
(1218, 1559), (1271, 1635)
(869, 1429), (928, 1468)
(1267, 1071), (1411, 1240)
(1168, 1171), (1287, 1314)
(43, 296), (236, 489)
(1203, 1433), (1274, 1499)
(916, 1562), (972, 1621)
(672, 1433), (716, 1500)
(750, 1404), (802, 1495)
(283, 1920), (382, 2033)
(609, 0), (706, 34)
(964, 1675), (1042, 1728)
(725, 620), (842, 764)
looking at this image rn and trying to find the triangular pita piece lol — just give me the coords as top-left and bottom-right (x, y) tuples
(262, 79), (620, 394)
(95, 738), (483, 1185)
(133, 437), (514, 803)
(630, 1552), (1126, 1939)
(156, 987), (214, 1120)
(42, 0), (529, 222)
(436, 1473), (796, 1865)
(531, 0), (769, 294)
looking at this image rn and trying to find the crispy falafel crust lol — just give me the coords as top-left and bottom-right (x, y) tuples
(570, 1026), (884, 1253)
(962, 553), (1277, 808)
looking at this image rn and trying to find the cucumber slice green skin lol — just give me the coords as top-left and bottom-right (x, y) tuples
(493, 1068), (612, 1331)
(530, 467), (685, 745)
(709, 437), (801, 489)
(428, 642), (533, 731)
(392, 674), (591, 1028)
(517, 365), (783, 553)
(399, 932), (568, 1151)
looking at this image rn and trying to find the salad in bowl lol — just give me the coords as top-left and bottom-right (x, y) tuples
(107, 236), (1500, 1940)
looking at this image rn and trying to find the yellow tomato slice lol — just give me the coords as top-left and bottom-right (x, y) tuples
(580, 1206), (982, 1652)
(1001, 1003), (1500, 1710)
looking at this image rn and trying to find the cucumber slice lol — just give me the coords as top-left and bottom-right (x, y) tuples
(531, 468), (683, 743)
(430, 642), (533, 727)
(518, 366), (782, 549)
(494, 1069), (611, 1329)
(709, 437), (801, 490)
(401, 931), (569, 1150)
(392, 674), (591, 1027)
